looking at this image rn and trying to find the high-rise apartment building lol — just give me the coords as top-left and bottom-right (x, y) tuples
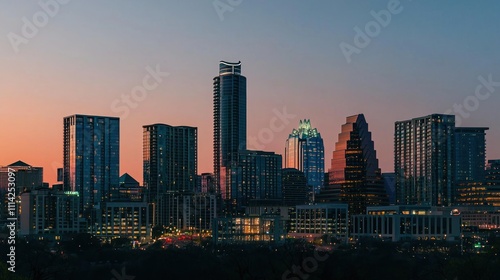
(143, 124), (197, 199)
(63, 114), (120, 220)
(213, 61), (247, 200)
(395, 114), (455, 206)
(143, 124), (197, 226)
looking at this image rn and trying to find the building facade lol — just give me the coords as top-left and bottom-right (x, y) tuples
(116, 173), (144, 202)
(19, 189), (80, 236)
(63, 114), (120, 221)
(0, 160), (43, 193)
(282, 168), (308, 206)
(457, 206), (500, 229)
(213, 61), (247, 201)
(94, 201), (150, 242)
(182, 193), (217, 231)
(285, 119), (325, 195)
(143, 124), (197, 226)
(153, 192), (217, 231)
(200, 173), (215, 193)
(291, 203), (349, 242)
(212, 215), (284, 245)
(382, 173), (396, 205)
(455, 127), (488, 182)
(351, 206), (461, 242)
(486, 159), (500, 203)
(226, 150), (282, 210)
(456, 160), (500, 206)
(395, 114), (455, 206)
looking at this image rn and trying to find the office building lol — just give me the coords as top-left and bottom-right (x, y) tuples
(382, 173), (396, 205)
(318, 114), (387, 215)
(212, 215), (284, 245)
(95, 201), (150, 242)
(0, 160), (43, 193)
(487, 160), (500, 183)
(19, 189), (80, 237)
(116, 173), (144, 202)
(456, 160), (500, 206)
(246, 205), (293, 233)
(291, 203), (349, 242)
(285, 119), (325, 194)
(351, 205), (461, 242)
(395, 114), (455, 206)
(456, 206), (500, 229)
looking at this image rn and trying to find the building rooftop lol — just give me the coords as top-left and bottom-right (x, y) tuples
(8, 160), (31, 167)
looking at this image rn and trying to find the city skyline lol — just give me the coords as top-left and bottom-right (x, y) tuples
(2, 2), (500, 278)
(2, 1), (500, 187)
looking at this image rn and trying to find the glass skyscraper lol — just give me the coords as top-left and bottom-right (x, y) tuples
(143, 124), (197, 226)
(213, 61), (246, 201)
(318, 114), (387, 215)
(395, 114), (455, 206)
(285, 119), (324, 195)
(63, 114), (120, 220)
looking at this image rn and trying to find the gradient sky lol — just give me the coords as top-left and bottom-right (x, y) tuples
(1, 0), (499, 186)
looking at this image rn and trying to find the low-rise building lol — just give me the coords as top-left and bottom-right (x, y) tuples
(290, 203), (349, 242)
(351, 205), (461, 242)
(212, 215), (284, 245)
(94, 201), (150, 242)
(19, 189), (80, 237)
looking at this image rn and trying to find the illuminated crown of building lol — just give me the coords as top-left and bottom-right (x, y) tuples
(290, 119), (320, 138)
